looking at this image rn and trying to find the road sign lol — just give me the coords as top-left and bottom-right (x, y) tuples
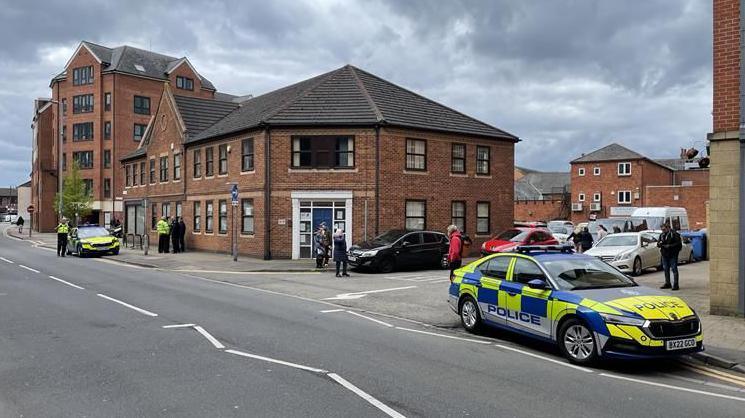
(27, 205), (35, 213)
(231, 184), (239, 204)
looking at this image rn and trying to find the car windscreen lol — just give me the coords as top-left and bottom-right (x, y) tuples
(542, 257), (636, 290)
(596, 235), (637, 247)
(549, 226), (569, 235)
(77, 227), (111, 238)
(373, 230), (407, 244)
(496, 229), (530, 242)
(636, 216), (664, 230)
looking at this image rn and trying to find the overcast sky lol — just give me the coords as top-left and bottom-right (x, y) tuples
(0, 0), (712, 187)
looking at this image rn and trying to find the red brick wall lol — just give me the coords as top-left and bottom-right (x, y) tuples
(31, 105), (59, 232)
(167, 63), (215, 99)
(714, 0), (740, 133)
(674, 169), (710, 186)
(645, 185), (709, 229)
(514, 200), (564, 222)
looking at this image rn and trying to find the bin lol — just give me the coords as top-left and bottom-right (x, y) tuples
(681, 231), (707, 261)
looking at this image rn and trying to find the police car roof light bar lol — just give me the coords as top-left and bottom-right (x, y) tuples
(514, 244), (575, 254)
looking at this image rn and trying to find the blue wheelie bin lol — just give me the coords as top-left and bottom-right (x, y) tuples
(681, 231), (707, 261)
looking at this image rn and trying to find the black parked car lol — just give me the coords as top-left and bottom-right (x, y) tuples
(347, 229), (449, 273)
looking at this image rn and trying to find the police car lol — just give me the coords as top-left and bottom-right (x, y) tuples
(67, 225), (120, 257)
(449, 245), (703, 364)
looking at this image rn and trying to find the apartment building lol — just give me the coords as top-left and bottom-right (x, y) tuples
(121, 65), (518, 259)
(31, 98), (58, 231)
(45, 41), (225, 227)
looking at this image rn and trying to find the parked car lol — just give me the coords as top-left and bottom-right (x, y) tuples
(548, 220), (574, 230)
(347, 229), (449, 273)
(514, 221), (547, 228)
(547, 224), (571, 244)
(650, 232), (695, 264)
(481, 227), (558, 256)
(66, 225), (120, 257)
(584, 232), (661, 276)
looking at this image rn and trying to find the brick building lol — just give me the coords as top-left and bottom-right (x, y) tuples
(709, 0), (744, 316)
(40, 41), (230, 228)
(514, 169), (570, 222)
(121, 65), (518, 259)
(0, 188), (17, 213)
(31, 98), (58, 231)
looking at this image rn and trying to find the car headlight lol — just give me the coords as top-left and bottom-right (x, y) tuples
(599, 312), (646, 327)
(361, 250), (378, 257)
(614, 251), (632, 261)
(481, 242), (486, 250)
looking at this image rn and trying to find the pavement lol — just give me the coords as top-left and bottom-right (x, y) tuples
(4, 224), (745, 416)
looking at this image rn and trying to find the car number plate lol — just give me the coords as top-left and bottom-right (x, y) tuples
(666, 338), (696, 351)
(348, 256), (356, 262)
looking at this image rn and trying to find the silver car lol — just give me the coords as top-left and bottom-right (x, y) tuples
(584, 232), (661, 276)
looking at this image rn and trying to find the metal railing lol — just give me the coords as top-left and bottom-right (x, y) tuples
(124, 233), (145, 250)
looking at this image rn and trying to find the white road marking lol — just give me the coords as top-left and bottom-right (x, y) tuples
(95, 258), (147, 269)
(162, 323), (196, 329)
(48, 275), (84, 290)
(320, 309), (345, 313)
(18, 265), (40, 273)
(0, 257), (13, 263)
(327, 373), (406, 418)
(225, 349), (328, 373)
(395, 327), (492, 344)
(323, 286), (417, 300)
(345, 310), (394, 327)
(493, 344), (593, 373)
(600, 373), (745, 403)
(193, 325), (226, 349)
(96, 294), (158, 317)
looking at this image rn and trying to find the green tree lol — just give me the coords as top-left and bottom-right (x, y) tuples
(54, 161), (92, 226)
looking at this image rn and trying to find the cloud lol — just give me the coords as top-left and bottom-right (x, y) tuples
(0, 0), (712, 186)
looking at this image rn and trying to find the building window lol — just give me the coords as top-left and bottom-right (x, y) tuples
(162, 202), (171, 218)
(149, 159), (156, 184)
(62, 125), (67, 142)
(103, 178), (111, 198)
(152, 204), (158, 229)
(193, 202), (201, 232)
(593, 167), (601, 176)
(176, 76), (194, 90)
(61, 99), (67, 116)
(241, 199), (254, 234)
(104, 121), (111, 139)
(72, 94), (93, 113)
(104, 92), (111, 111)
(291, 136), (354, 168)
(618, 190), (632, 204)
(176, 202), (182, 218)
(218, 200), (228, 233)
(73, 151), (93, 169)
(219, 144), (228, 175)
(132, 163), (138, 186)
(139, 162), (145, 185)
(173, 153), (181, 180)
(134, 124), (147, 142)
(477, 202), (490, 234)
(159, 156), (169, 182)
(405, 200), (426, 230)
(618, 162), (631, 176)
(451, 144), (466, 173)
(578, 193), (585, 202)
(103, 149), (111, 168)
(83, 179), (93, 196)
(242, 138), (254, 171)
(476, 146), (490, 175)
(72, 66), (94, 85)
(133, 96), (150, 115)
(578, 167), (585, 176)
(205, 147), (214, 176)
(193, 149), (202, 178)
(125, 165), (132, 187)
(62, 153), (67, 171)
(451, 201), (466, 232)
(593, 193), (601, 202)
(72, 122), (94, 141)
(205, 201), (214, 232)
(405, 139), (426, 171)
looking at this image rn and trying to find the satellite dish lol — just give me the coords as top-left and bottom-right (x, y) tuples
(698, 157), (710, 168)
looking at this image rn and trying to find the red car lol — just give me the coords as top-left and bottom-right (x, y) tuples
(480, 227), (558, 255)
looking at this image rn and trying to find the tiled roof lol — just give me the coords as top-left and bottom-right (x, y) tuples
(571, 143), (646, 163)
(120, 147), (147, 162)
(173, 95), (240, 136)
(0, 188), (18, 197)
(515, 172), (570, 200)
(654, 158), (687, 170)
(191, 65), (518, 143)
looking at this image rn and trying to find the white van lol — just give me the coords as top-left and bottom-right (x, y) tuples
(630, 207), (689, 231)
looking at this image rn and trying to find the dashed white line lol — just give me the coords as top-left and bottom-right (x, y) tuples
(327, 373), (406, 418)
(493, 344), (593, 373)
(162, 323), (196, 329)
(48, 275), (84, 290)
(346, 310), (394, 327)
(96, 294), (158, 317)
(600, 373), (745, 403)
(320, 309), (345, 313)
(18, 265), (40, 273)
(193, 325), (226, 349)
(0, 257), (13, 264)
(394, 327), (492, 344)
(225, 349), (328, 374)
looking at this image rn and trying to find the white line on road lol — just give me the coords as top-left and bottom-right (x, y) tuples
(327, 373), (406, 418)
(193, 325), (226, 349)
(320, 309), (345, 313)
(0, 257), (13, 264)
(96, 294), (158, 317)
(48, 276), (84, 290)
(346, 310), (394, 327)
(395, 327), (492, 344)
(18, 265), (40, 273)
(600, 373), (745, 403)
(162, 323), (196, 329)
(493, 344), (593, 373)
(322, 286), (417, 300)
(225, 349), (328, 374)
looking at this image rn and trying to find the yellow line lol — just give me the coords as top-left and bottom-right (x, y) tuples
(682, 364), (745, 387)
(682, 361), (745, 383)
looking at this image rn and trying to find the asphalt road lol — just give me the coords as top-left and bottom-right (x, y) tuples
(2, 226), (745, 417)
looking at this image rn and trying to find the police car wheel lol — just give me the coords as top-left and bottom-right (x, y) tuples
(559, 319), (597, 364)
(76, 244), (84, 257)
(459, 297), (482, 333)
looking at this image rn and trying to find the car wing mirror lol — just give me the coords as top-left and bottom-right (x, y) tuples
(401, 241), (410, 247)
(527, 279), (549, 290)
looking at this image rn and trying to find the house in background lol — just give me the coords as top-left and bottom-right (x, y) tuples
(514, 170), (570, 222)
(0, 187), (18, 213)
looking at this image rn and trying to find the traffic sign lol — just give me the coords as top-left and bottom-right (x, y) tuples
(27, 205), (35, 213)
(231, 184), (239, 204)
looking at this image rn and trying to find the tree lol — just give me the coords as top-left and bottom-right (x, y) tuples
(54, 161), (92, 226)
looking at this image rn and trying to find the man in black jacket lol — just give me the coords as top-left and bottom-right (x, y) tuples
(170, 217), (181, 253)
(657, 223), (682, 290)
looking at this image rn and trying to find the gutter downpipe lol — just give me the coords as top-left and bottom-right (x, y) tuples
(739, 0), (745, 316)
(264, 126), (272, 260)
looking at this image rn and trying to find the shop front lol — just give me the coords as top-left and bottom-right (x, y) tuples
(291, 191), (353, 259)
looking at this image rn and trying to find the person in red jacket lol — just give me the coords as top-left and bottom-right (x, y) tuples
(447, 225), (463, 275)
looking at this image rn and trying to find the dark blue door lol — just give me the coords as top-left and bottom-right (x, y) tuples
(312, 208), (333, 258)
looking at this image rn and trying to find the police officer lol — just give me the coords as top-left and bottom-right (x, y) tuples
(157, 216), (170, 253)
(55, 218), (69, 257)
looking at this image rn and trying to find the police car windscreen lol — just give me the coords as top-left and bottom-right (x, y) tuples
(542, 258), (635, 290)
(77, 227), (110, 238)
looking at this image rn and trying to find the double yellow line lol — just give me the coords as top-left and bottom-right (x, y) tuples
(681, 361), (745, 387)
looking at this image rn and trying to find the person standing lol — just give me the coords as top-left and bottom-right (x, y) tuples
(322, 222), (332, 267)
(446, 225), (463, 276)
(55, 218), (69, 257)
(157, 216), (170, 254)
(596, 225), (609, 241)
(178, 217), (186, 252)
(170, 217), (181, 253)
(657, 223), (682, 290)
(333, 228), (350, 277)
(577, 227), (593, 253)
(16, 216), (24, 233)
(314, 226), (326, 269)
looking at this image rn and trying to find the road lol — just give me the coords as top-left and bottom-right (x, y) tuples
(1, 225), (745, 417)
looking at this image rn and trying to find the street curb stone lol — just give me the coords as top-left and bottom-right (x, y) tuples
(690, 352), (745, 375)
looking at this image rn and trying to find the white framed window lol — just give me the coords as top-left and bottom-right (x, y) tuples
(578, 167), (585, 176)
(618, 190), (632, 204)
(578, 193), (585, 202)
(593, 167), (601, 176)
(618, 162), (631, 176)
(593, 193), (601, 202)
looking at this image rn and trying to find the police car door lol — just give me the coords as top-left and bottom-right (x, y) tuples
(502, 257), (553, 338)
(476, 255), (511, 326)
